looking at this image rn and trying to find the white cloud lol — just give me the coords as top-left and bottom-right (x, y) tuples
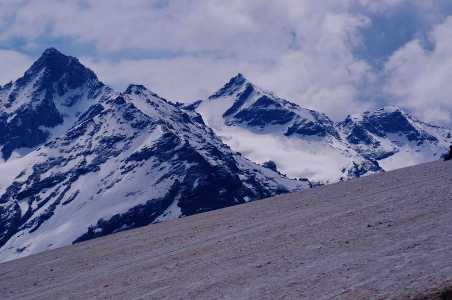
(0, 49), (32, 85)
(83, 44), (375, 120)
(70, 0), (383, 118)
(384, 16), (452, 124)
(1, 0), (452, 122)
(82, 56), (253, 101)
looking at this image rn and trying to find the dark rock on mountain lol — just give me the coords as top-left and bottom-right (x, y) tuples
(262, 160), (278, 172)
(209, 73), (248, 99)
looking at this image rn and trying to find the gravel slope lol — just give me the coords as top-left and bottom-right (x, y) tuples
(1, 160), (452, 299)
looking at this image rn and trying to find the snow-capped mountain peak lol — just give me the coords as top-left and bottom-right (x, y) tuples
(0, 48), (110, 161)
(340, 105), (437, 144)
(209, 73), (249, 99)
(338, 105), (452, 170)
(195, 71), (452, 183)
(124, 84), (149, 95)
(191, 75), (378, 183)
(123, 84), (174, 108)
(197, 75), (338, 137)
(21, 48), (100, 96)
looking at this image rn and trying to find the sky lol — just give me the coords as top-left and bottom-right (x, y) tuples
(1, 0), (452, 123)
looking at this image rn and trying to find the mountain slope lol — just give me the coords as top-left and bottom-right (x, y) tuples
(192, 74), (381, 183)
(0, 50), (309, 262)
(1, 160), (451, 300)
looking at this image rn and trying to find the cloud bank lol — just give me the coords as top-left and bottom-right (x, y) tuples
(384, 16), (452, 123)
(1, 0), (452, 122)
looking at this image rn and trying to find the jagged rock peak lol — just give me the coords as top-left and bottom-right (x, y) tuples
(377, 105), (403, 112)
(210, 73), (250, 99)
(366, 105), (405, 116)
(30, 48), (79, 71)
(41, 47), (66, 57)
(21, 47), (99, 87)
(123, 84), (168, 105)
(124, 84), (149, 95)
(230, 73), (247, 85)
(343, 106), (407, 123)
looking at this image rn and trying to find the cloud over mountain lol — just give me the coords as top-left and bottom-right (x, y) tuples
(1, 1), (452, 123)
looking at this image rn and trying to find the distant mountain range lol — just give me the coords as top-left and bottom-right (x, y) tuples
(190, 73), (452, 183)
(0, 48), (450, 262)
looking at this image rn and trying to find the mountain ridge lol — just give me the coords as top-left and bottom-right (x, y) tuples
(0, 48), (451, 262)
(192, 73), (452, 182)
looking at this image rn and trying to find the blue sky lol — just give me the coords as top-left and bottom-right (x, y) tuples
(1, 0), (452, 123)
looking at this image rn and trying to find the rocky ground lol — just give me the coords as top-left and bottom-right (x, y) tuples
(0, 160), (452, 299)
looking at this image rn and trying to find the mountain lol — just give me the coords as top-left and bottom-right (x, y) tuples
(0, 48), (111, 161)
(191, 74), (382, 183)
(1, 50), (451, 263)
(204, 74), (339, 138)
(0, 50), (309, 262)
(338, 106), (452, 170)
(190, 74), (452, 183)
